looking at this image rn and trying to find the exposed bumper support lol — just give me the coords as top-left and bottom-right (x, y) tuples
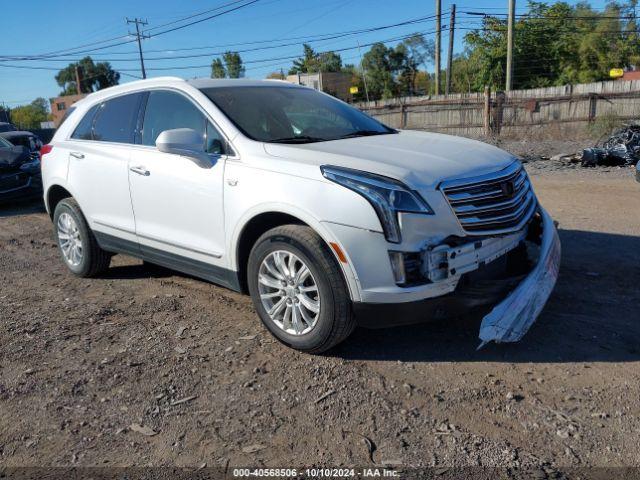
(423, 229), (526, 282)
(477, 207), (561, 347)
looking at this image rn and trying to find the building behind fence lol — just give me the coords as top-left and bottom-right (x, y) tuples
(356, 79), (640, 139)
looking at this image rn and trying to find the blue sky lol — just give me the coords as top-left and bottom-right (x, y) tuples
(0, 0), (609, 108)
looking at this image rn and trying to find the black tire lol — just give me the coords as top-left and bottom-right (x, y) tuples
(247, 225), (355, 354)
(53, 198), (111, 277)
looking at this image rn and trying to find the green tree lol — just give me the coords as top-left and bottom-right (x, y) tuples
(289, 44), (343, 74)
(210, 52), (245, 78)
(9, 97), (50, 129)
(361, 43), (404, 99)
(398, 34), (435, 95)
(266, 69), (286, 80)
(403, 33), (435, 70)
(317, 51), (342, 72)
(460, 0), (640, 91)
(211, 58), (226, 78)
(223, 51), (245, 78)
(289, 44), (318, 74)
(55, 56), (119, 95)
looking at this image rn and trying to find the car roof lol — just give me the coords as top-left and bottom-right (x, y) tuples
(186, 78), (303, 89)
(0, 131), (36, 138)
(73, 77), (304, 108)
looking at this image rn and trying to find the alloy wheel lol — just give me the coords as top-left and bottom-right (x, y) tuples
(57, 212), (83, 267)
(257, 250), (320, 335)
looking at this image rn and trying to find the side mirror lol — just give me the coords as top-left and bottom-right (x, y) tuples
(155, 128), (211, 167)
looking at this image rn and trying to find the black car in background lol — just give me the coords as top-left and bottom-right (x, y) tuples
(0, 131), (43, 159)
(0, 122), (17, 133)
(0, 134), (43, 203)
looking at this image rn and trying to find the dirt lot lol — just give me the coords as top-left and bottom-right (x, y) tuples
(1, 148), (639, 475)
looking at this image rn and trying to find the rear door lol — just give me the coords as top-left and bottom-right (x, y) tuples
(66, 93), (143, 244)
(128, 89), (230, 275)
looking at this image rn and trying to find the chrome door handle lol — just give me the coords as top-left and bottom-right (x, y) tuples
(129, 166), (150, 176)
(70, 152), (84, 159)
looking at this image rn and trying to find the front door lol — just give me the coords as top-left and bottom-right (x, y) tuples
(128, 90), (230, 278)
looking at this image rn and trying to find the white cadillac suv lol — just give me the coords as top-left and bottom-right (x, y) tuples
(41, 77), (561, 352)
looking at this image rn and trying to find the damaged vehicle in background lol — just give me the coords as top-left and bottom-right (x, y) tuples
(582, 123), (640, 168)
(0, 135), (42, 203)
(41, 78), (561, 352)
(0, 130), (43, 159)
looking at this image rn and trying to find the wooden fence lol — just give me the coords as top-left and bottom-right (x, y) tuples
(356, 80), (640, 139)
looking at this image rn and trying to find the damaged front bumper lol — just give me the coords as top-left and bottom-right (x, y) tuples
(353, 207), (561, 345)
(477, 206), (561, 346)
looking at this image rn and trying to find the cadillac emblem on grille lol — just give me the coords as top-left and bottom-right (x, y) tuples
(440, 162), (536, 235)
(500, 180), (515, 196)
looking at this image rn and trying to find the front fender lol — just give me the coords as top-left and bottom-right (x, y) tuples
(229, 202), (363, 302)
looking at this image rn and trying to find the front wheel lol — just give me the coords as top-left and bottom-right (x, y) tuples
(247, 225), (355, 353)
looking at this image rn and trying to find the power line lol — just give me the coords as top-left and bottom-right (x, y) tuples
(460, 11), (638, 19)
(144, 0), (252, 33)
(0, 28), (442, 75)
(0, 13), (441, 63)
(0, 0), (264, 61)
(143, 0), (263, 38)
(139, 28), (445, 72)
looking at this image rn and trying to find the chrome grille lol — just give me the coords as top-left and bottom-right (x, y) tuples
(441, 162), (536, 235)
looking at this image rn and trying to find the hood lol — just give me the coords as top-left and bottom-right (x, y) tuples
(263, 130), (517, 189)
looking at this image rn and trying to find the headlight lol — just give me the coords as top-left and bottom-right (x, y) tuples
(321, 165), (433, 243)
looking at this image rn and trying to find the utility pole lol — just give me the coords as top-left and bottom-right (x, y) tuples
(75, 65), (83, 94)
(357, 40), (371, 103)
(445, 4), (456, 95)
(506, 0), (515, 91)
(127, 17), (149, 79)
(434, 0), (442, 95)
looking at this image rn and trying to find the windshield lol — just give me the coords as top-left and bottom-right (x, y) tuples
(199, 86), (395, 143)
(0, 136), (13, 148)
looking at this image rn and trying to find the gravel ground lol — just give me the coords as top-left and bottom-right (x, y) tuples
(0, 142), (639, 477)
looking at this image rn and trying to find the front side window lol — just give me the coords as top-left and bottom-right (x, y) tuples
(92, 93), (142, 143)
(200, 86), (394, 143)
(142, 91), (205, 147)
(142, 90), (230, 155)
(206, 121), (230, 155)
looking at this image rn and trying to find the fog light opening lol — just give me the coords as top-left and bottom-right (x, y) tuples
(388, 251), (407, 285)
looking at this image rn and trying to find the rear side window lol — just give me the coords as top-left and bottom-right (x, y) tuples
(92, 93), (143, 144)
(58, 106), (76, 128)
(71, 105), (99, 140)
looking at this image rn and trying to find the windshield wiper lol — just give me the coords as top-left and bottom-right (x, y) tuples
(336, 130), (396, 139)
(269, 135), (326, 144)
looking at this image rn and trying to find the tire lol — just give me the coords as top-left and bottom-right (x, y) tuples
(53, 198), (111, 277)
(247, 225), (355, 353)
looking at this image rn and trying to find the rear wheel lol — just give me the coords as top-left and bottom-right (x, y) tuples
(53, 198), (111, 277)
(247, 225), (355, 353)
